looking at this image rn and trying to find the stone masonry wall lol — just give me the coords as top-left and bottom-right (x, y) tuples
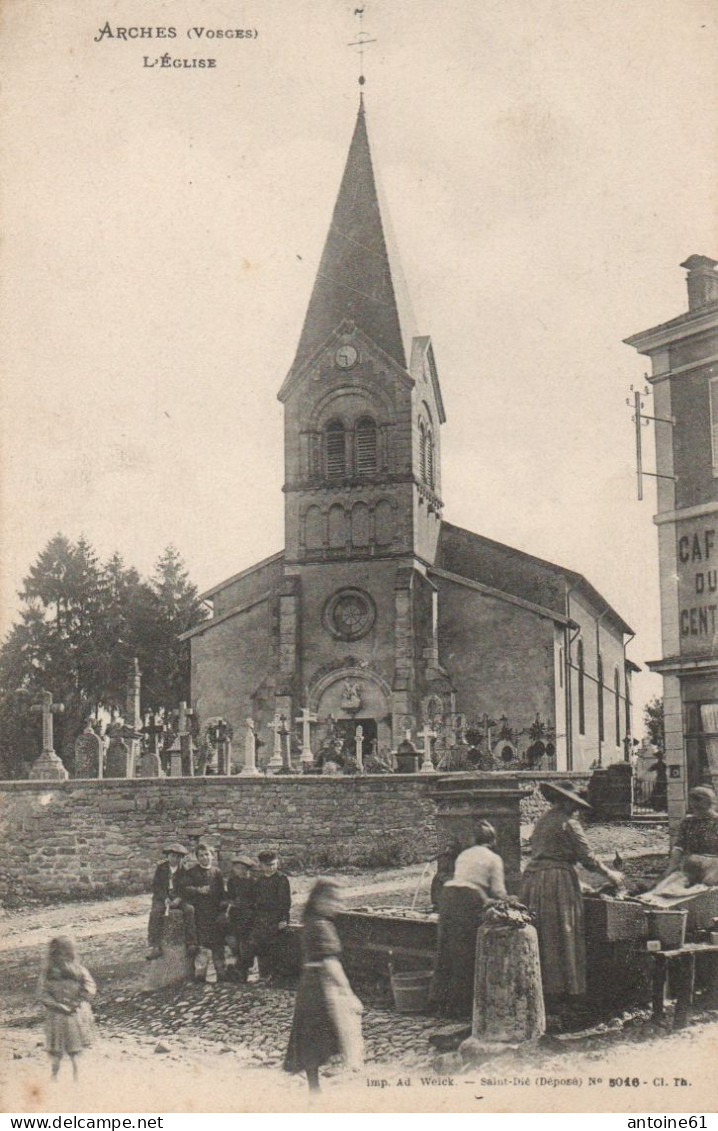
(0, 776), (437, 904)
(0, 772), (591, 905)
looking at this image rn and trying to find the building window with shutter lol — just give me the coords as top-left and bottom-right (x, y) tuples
(711, 376), (718, 475)
(597, 653), (604, 745)
(355, 417), (377, 476)
(614, 666), (621, 747)
(325, 420), (346, 478)
(577, 639), (585, 735)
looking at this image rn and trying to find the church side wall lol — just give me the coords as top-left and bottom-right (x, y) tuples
(568, 590), (628, 772)
(436, 577), (556, 732)
(210, 556), (284, 619)
(191, 597), (276, 742)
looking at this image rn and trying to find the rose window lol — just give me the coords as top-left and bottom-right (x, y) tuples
(324, 589), (375, 641)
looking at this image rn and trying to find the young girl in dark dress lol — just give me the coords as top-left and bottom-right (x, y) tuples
(37, 936), (96, 1082)
(284, 879), (363, 1092)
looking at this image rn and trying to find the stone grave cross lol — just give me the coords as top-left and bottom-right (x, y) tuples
(354, 724), (364, 772)
(137, 711), (164, 778)
(29, 690), (68, 780)
(241, 717), (261, 776)
(295, 706), (317, 768)
(178, 701), (195, 776)
(282, 719), (294, 773)
(267, 713), (285, 773)
(417, 723), (438, 774)
(214, 717), (231, 776)
(142, 712), (165, 756)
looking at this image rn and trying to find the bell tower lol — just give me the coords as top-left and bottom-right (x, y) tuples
(277, 98), (446, 567)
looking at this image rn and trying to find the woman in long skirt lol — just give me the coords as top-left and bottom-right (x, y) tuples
(284, 879), (363, 1093)
(521, 782), (622, 1005)
(37, 936), (96, 1082)
(430, 820), (509, 1019)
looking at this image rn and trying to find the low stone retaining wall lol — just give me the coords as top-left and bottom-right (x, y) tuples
(0, 770), (592, 904)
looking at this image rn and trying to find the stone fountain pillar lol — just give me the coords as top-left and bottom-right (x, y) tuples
(429, 773), (525, 893)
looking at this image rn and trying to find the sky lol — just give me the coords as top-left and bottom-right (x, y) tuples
(1, 0), (716, 730)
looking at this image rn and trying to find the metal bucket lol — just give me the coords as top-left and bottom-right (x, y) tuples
(390, 969), (433, 1013)
(647, 909), (687, 950)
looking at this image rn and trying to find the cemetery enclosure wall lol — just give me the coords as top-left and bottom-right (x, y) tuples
(0, 771), (591, 904)
(0, 776), (437, 903)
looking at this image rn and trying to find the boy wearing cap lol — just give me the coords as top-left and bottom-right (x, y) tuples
(249, 850), (291, 981)
(146, 843), (196, 960)
(225, 856), (257, 982)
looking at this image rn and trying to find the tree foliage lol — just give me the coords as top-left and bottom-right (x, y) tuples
(644, 695), (665, 753)
(0, 536), (208, 777)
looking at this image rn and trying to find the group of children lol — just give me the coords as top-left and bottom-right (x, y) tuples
(147, 841), (292, 983)
(38, 859), (363, 1093)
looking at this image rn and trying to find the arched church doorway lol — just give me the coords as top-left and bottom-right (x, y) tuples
(333, 717), (378, 763)
(309, 667), (392, 761)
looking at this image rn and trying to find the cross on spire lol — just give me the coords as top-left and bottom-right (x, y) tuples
(347, 8), (376, 89)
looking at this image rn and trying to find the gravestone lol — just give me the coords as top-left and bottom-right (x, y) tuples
(144, 909), (193, 991)
(241, 718), (261, 776)
(178, 702), (195, 776)
(105, 730), (131, 778)
(418, 724), (438, 774)
(296, 706), (317, 769)
(136, 747), (163, 777)
(167, 737), (183, 778)
(74, 722), (103, 778)
(267, 714), (285, 773)
(29, 690), (68, 781)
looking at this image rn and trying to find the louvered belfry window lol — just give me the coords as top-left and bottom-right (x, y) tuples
(355, 417), (377, 475)
(326, 421), (346, 478)
(426, 431), (434, 489)
(419, 424), (427, 482)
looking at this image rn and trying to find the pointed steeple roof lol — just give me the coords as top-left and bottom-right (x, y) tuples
(291, 98), (408, 373)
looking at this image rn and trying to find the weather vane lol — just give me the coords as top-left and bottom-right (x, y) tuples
(348, 8), (377, 88)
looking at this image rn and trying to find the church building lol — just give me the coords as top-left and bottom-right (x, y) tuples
(184, 99), (635, 772)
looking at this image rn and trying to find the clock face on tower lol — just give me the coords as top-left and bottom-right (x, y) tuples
(335, 344), (359, 370)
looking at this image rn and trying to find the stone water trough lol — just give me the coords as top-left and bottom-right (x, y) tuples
(336, 773), (524, 990)
(333, 774), (718, 1020)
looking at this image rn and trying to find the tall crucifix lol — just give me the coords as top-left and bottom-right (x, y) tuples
(29, 690), (68, 781)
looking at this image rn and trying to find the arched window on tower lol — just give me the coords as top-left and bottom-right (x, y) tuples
(355, 416), (377, 476)
(577, 639), (585, 736)
(325, 420), (346, 479)
(419, 423), (427, 483)
(426, 429), (435, 489)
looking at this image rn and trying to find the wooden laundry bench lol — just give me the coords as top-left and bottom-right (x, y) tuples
(648, 942), (718, 1028)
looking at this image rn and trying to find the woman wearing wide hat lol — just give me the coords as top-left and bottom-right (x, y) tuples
(521, 782), (622, 1005)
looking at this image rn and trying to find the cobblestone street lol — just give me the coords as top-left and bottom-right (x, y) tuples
(4, 837), (717, 1113)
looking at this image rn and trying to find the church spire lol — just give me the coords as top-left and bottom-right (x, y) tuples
(290, 100), (408, 374)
